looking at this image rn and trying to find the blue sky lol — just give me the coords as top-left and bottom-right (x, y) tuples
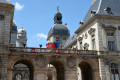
(11, 0), (93, 48)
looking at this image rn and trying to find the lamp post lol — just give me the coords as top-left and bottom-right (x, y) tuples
(23, 44), (26, 48)
(39, 44), (42, 48)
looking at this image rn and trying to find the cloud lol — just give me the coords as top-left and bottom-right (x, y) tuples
(37, 33), (47, 39)
(15, 2), (24, 11)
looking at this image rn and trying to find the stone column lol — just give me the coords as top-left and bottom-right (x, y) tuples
(6, 69), (12, 80)
(34, 69), (47, 80)
(65, 56), (78, 80)
(0, 54), (8, 80)
(65, 69), (78, 80)
(34, 55), (48, 80)
(98, 58), (107, 80)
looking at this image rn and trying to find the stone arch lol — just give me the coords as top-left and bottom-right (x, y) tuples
(77, 59), (98, 80)
(47, 59), (65, 80)
(11, 57), (35, 80)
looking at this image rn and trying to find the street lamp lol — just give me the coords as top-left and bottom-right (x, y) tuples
(23, 44), (26, 47)
(39, 44), (42, 48)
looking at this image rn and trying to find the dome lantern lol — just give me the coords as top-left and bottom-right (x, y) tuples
(54, 7), (62, 24)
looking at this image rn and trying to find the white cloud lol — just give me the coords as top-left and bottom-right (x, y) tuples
(15, 2), (24, 11)
(37, 33), (47, 39)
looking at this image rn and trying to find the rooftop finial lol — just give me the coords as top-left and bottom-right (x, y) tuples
(21, 25), (23, 29)
(57, 6), (59, 12)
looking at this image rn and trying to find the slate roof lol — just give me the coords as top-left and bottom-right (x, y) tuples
(47, 24), (70, 40)
(63, 34), (77, 49)
(11, 21), (17, 32)
(84, 0), (120, 23)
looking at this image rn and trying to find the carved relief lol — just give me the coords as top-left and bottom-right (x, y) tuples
(35, 55), (47, 68)
(66, 56), (76, 69)
(78, 37), (83, 41)
(84, 43), (89, 50)
(88, 28), (95, 35)
(103, 25), (117, 32)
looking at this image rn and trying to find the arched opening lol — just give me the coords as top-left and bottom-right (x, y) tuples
(12, 60), (34, 80)
(78, 61), (93, 80)
(47, 60), (64, 80)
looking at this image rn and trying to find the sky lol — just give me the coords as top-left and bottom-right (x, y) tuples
(11, 0), (93, 48)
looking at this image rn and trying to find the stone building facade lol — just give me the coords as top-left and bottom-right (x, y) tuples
(0, 0), (120, 80)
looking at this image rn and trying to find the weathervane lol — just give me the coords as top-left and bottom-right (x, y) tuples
(57, 6), (59, 12)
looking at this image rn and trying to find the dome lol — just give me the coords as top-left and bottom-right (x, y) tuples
(18, 27), (26, 34)
(0, 0), (11, 4)
(11, 20), (17, 32)
(47, 24), (70, 39)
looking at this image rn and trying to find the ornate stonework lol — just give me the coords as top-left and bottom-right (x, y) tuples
(35, 55), (47, 68)
(88, 28), (95, 35)
(66, 56), (76, 69)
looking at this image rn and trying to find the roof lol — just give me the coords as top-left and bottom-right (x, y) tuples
(76, 0), (120, 33)
(11, 21), (17, 32)
(0, 0), (11, 4)
(47, 24), (70, 39)
(63, 34), (77, 49)
(83, 0), (100, 22)
(84, 0), (120, 22)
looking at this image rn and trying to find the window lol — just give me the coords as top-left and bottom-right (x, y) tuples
(110, 63), (119, 80)
(107, 33), (114, 36)
(108, 41), (115, 51)
(118, 26), (120, 30)
(63, 37), (66, 40)
(56, 37), (60, 42)
(92, 39), (96, 50)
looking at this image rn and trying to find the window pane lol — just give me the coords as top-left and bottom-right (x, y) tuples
(108, 41), (115, 51)
(115, 74), (119, 80)
(107, 33), (114, 36)
(111, 74), (114, 80)
(110, 63), (119, 80)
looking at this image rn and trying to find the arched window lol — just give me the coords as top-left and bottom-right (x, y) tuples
(110, 63), (119, 80)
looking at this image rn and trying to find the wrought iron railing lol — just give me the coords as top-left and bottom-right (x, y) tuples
(9, 47), (97, 55)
